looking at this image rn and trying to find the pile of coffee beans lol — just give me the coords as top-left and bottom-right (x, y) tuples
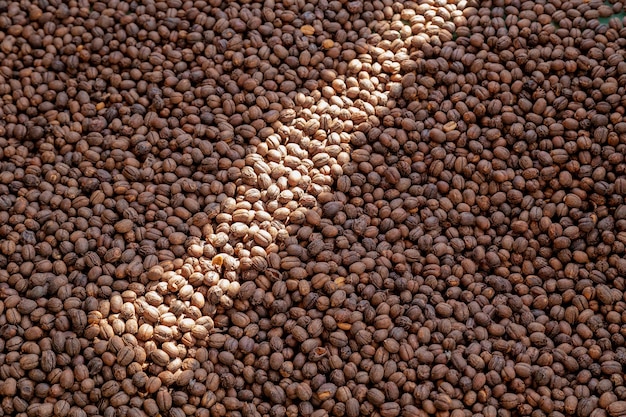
(2, 0), (626, 416)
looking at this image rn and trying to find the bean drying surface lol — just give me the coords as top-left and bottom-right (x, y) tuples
(1, 0), (626, 416)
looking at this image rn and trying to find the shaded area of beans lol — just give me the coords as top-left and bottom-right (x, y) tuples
(2, 0), (626, 417)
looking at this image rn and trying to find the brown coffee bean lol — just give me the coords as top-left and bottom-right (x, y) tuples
(1, 1), (625, 416)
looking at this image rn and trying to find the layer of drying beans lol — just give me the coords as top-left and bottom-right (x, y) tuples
(1, 0), (626, 416)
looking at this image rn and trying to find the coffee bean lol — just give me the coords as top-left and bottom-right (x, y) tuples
(1, 0), (626, 416)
